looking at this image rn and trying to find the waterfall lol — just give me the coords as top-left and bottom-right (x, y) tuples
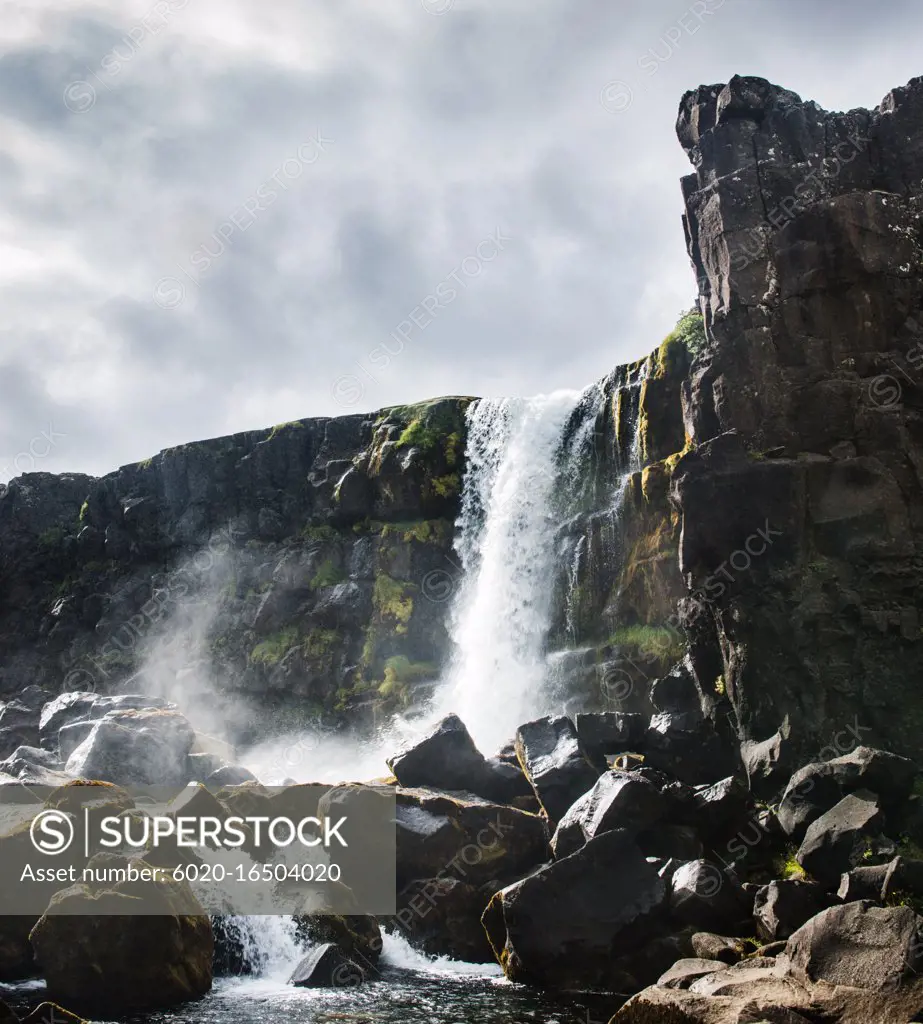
(434, 390), (600, 754)
(215, 915), (303, 981)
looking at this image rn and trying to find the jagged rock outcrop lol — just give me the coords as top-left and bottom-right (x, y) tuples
(673, 73), (923, 764)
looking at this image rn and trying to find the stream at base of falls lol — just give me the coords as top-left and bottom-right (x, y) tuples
(3, 932), (614, 1024)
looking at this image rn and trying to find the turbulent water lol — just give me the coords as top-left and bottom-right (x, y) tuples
(11, 930), (598, 1024)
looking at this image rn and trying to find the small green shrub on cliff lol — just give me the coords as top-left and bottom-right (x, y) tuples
(266, 421), (304, 442)
(310, 557), (347, 589)
(660, 307), (707, 370)
(78, 501), (89, 523)
(250, 628), (300, 666)
(373, 574), (415, 633)
(431, 474), (460, 498)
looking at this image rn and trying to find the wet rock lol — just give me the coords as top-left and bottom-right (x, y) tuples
(294, 914), (382, 971)
(204, 764), (258, 788)
(40, 692), (176, 750)
(186, 751), (226, 782)
(575, 712), (646, 763)
(65, 708), (195, 785)
(387, 715), (529, 804)
(644, 709), (735, 787)
(649, 662), (704, 715)
(550, 770), (665, 859)
(0, 745), (63, 776)
(288, 942), (366, 987)
(795, 790), (885, 887)
(778, 746), (917, 841)
(753, 880), (828, 943)
(514, 716), (600, 823)
(58, 721), (96, 762)
(482, 829), (667, 990)
(392, 876), (494, 962)
(29, 865), (213, 1014)
(394, 787), (548, 890)
(669, 860), (749, 932)
(0, 699), (41, 758)
(657, 957), (729, 990)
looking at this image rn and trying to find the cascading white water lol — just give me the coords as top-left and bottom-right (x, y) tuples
(433, 391), (588, 754)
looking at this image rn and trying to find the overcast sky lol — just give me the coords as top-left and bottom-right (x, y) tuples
(1, 0), (921, 481)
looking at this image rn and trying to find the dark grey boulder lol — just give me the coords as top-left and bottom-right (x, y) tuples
(514, 716), (600, 822)
(205, 764), (258, 788)
(795, 789), (885, 887)
(58, 720), (96, 761)
(656, 957), (728, 990)
(0, 701), (41, 758)
(692, 775), (750, 840)
(482, 828), (667, 991)
(65, 708), (195, 785)
(575, 712), (645, 763)
(388, 714), (529, 804)
(778, 746), (916, 841)
(753, 879), (829, 942)
(551, 769), (666, 859)
(637, 823), (703, 862)
(669, 859), (750, 931)
(786, 900), (923, 993)
(690, 932), (746, 964)
(288, 942), (366, 987)
(740, 726), (795, 801)
(40, 692), (176, 750)
(649, 662), (704, 715)
(644, 709), (735, 786)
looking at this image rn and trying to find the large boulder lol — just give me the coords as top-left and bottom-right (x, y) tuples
(786, 900), (923, 994)
(514, 716), (599, 822)
(753, 879), (829, 942)
(778, 746), (916, 841)
(29, 865), (213, 1015)
(392, 876), (495, 962)
(575, 712), (646, 764)
(482, 829), (668, 990)
(740, 726), (796, 801)
(644, 710), (735, 786)
(394, 787), (548, 890)
(288, 943), (367, 987)
(40, 692), (175, 751)
(64, 708), (195, 785)
(0, 699), (41, 758)
(669, 860), (750, 932)
(387, 714), (528, 803)
(294, 914), (382, 971)
(550, 770), (665, 859)
(795, 790), (885, 887)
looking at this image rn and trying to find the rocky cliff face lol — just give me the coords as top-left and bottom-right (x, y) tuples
(0, 398), (471, 741)
(673, 74), (923, 766)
